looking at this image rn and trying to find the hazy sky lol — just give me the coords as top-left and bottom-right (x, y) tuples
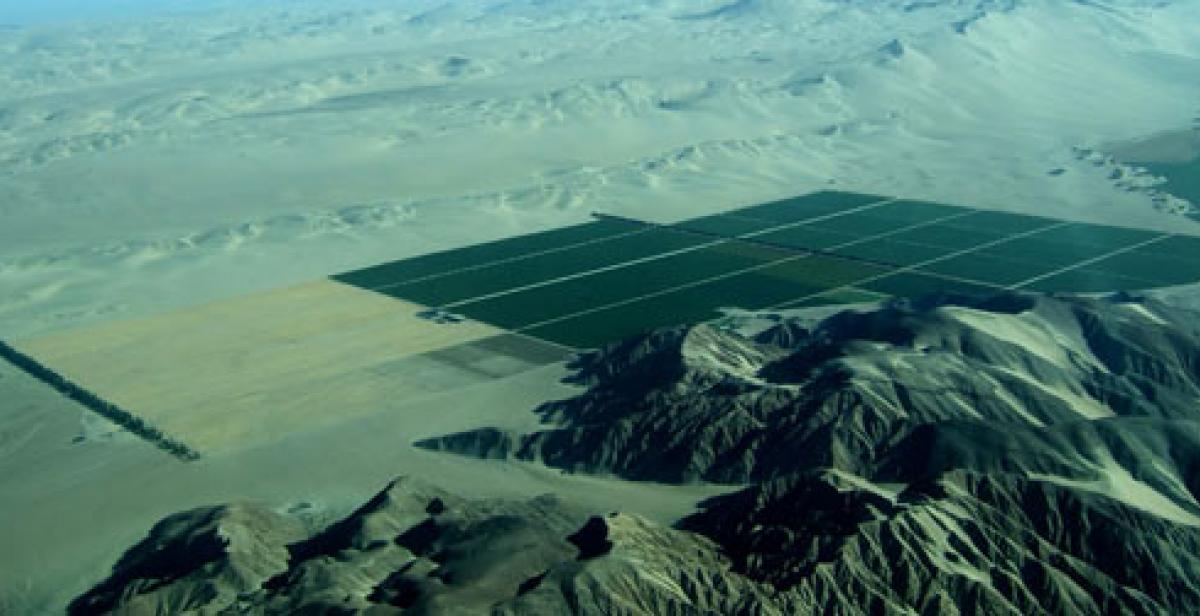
(0, 0), (238, 24)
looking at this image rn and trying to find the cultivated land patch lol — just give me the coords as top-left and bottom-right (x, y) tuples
(11, 281), (568, 453)
(7, 190), (1200, 454)
(337, 190), (1200, 350)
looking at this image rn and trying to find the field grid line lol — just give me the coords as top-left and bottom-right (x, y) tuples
(440, 197), (902, 311)
(763, 220), (1073, 311)
(510, 207), (1011, 333)
(365, 223), (656, 294)
(334, 191), (1194, 350)
(1008, 233), (1173, 290)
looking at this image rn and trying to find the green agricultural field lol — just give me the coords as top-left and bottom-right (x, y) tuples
(761, 255), (892, 290)
(829, 238), (947, 266)
(884, 223), (1009, 251)
(919, 253), (1059, 287)
(522, 256), (878, 348)
(381, 228), (708, 306)
(804, 212), (909, 237)
(456, 240), (794, 329)
(334, 218), (642, 289)
(1083, 251), (1200, 287)
(861, 271), (1001, 298)
(1023, 222), (1159, 248)
(1020, 269), (1157, 294)
(673, 213), (781, 236)
(329, 190), (1194, 350)
(1134, 234), (1200, 264)
(975, 234), (1121, 268)
(524, 291), (722, 349)
(778, 288), (885, 309)
(938, 210), (1056, 235)
(750, 225), (859, 251)
(867, 199), (971, 223)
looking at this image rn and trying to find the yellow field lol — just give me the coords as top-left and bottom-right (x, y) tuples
(15, 280), (509, 452)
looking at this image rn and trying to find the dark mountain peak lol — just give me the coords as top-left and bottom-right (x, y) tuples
(420, 293), (1200, 485)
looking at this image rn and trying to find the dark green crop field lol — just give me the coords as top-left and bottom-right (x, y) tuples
(376, 228), (707, 307)
(453, 240), (793, 330)
(333, 217), (645, 289)
(332, 190), (1198, 348)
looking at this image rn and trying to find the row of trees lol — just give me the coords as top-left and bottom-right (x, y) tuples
(0, 341), (201, 461)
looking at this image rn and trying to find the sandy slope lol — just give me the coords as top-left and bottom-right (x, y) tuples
(0, 0), (1198, 338)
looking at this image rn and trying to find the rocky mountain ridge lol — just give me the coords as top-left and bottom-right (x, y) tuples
(77, 293), (1200, 614)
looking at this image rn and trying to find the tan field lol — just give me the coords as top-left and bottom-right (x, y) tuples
(14, 279), (563, 452)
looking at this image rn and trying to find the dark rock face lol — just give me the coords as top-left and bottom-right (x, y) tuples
(74, 478), (598, 615)
(682, 469), (1200, 614)
(412, 293), (1200, 613)
(419, 293), (1200, 484)
(80, 293), (1200, 614)
(69, 504), (307, 615)
(74, 478), (786, 615)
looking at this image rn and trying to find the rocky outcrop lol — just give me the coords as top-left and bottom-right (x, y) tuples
(418, 293), (1200, 483)
(73, 477), (785, 615)
(80, 293), (1200, 614)
(69, 504), (306, 614)
(682, 468), (1200, 614)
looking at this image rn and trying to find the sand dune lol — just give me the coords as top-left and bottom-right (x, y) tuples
(1, 0), (1199, 338)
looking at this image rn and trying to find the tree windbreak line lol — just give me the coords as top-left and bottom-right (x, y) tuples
(0, 340), (200, 461)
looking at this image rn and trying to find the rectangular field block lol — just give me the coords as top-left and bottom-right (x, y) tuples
(918, 253), (1062, 287)
(1134, 235), (1200, 263)
(1083, 251), (1200, 287)
(381, 228), (708, 307)
(455, 240), (794, 329)
(521, 254), (884, 348)
(830, 239), (948, 266)
(1024, 222), (1160, 249)
(867, 199), (972, 223)
(328, 192), (1189, 349)
(882, 223), (1009, 252)
(974, 234), (1125, 268)
(938, 210), (1056, 235)
(749, 225), (860, 251)
(673, 214), (782, 237)
(861, 271), (1002, 298)
(804, 212), (910, 237)
(334, 218), (643, 289)
(1019, 269), (1159, 294)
